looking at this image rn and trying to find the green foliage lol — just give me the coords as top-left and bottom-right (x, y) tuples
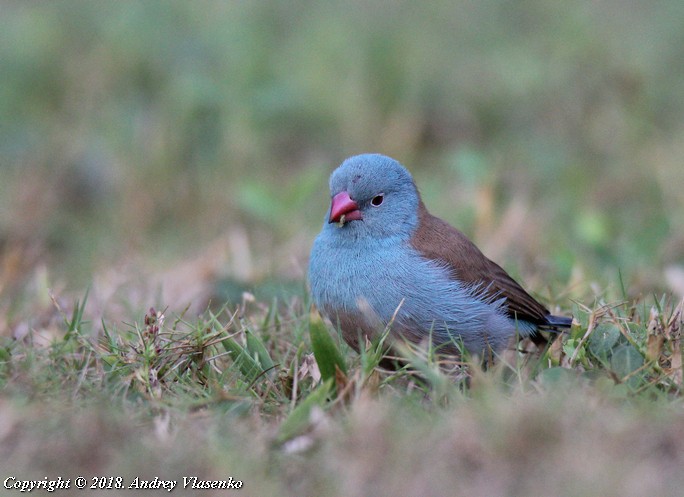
(219, 319), (272, 386)
(588, 323), (621, 359)
(309, 310), (347, 387)
(2, 283), (684, 496)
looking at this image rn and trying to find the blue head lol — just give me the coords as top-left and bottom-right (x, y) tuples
(322, 154), (420, 243)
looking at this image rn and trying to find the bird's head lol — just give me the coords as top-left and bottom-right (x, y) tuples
(324, 154), (419, 240)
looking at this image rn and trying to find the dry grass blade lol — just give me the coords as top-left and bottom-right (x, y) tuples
(665, 298), (683, 385)
(647, 306), (666, 362)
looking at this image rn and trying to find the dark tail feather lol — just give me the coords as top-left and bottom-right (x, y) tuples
(542, 314), (573, 330)
(528, 314), (573, 348)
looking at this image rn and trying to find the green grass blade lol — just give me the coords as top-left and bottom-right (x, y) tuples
(309, 310), (347, 384)
(244, 325), (276, 373)
(64, 287), (90, 338)
(221, 335), (263, 383)
(276, 379), (332, 443)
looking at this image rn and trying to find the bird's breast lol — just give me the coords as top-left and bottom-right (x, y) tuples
(309, 235), (520, 352)
(310, 237), (451, 321)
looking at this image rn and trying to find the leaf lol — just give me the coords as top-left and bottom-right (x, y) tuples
(588, 323), (621, 359)
(309, 309), (347, 386)
(611, 344), (644, 385)
(563, 338), (585, 363)
(538, 367), (578, 385)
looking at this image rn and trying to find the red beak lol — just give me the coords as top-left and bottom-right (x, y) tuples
(329, 191), (362, 224)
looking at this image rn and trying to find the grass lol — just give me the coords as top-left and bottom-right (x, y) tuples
(2, 1), (684, 495)
(1, 280), (683, 496)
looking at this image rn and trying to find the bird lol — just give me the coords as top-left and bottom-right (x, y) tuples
(308, 153), (572, 360)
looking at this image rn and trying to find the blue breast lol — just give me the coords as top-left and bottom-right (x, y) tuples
(308, 230), (533, 353)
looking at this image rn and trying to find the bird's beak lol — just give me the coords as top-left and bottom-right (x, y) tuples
(329, 191), (363, 225)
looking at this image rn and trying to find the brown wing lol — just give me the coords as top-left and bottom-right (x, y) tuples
(411, 201), (550, 325)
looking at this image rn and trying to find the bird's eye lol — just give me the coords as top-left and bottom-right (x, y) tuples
(371, 194), (384, 207)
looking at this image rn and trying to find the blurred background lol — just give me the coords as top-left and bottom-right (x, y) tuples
(1, 0), (683, 323)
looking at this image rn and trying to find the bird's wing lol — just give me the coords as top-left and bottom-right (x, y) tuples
(411, 201), (550, 325)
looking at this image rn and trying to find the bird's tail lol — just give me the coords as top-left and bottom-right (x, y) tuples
(542, 314), (573, 330)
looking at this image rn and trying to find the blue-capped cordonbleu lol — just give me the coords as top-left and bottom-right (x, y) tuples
(308, 153), (572, 358)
